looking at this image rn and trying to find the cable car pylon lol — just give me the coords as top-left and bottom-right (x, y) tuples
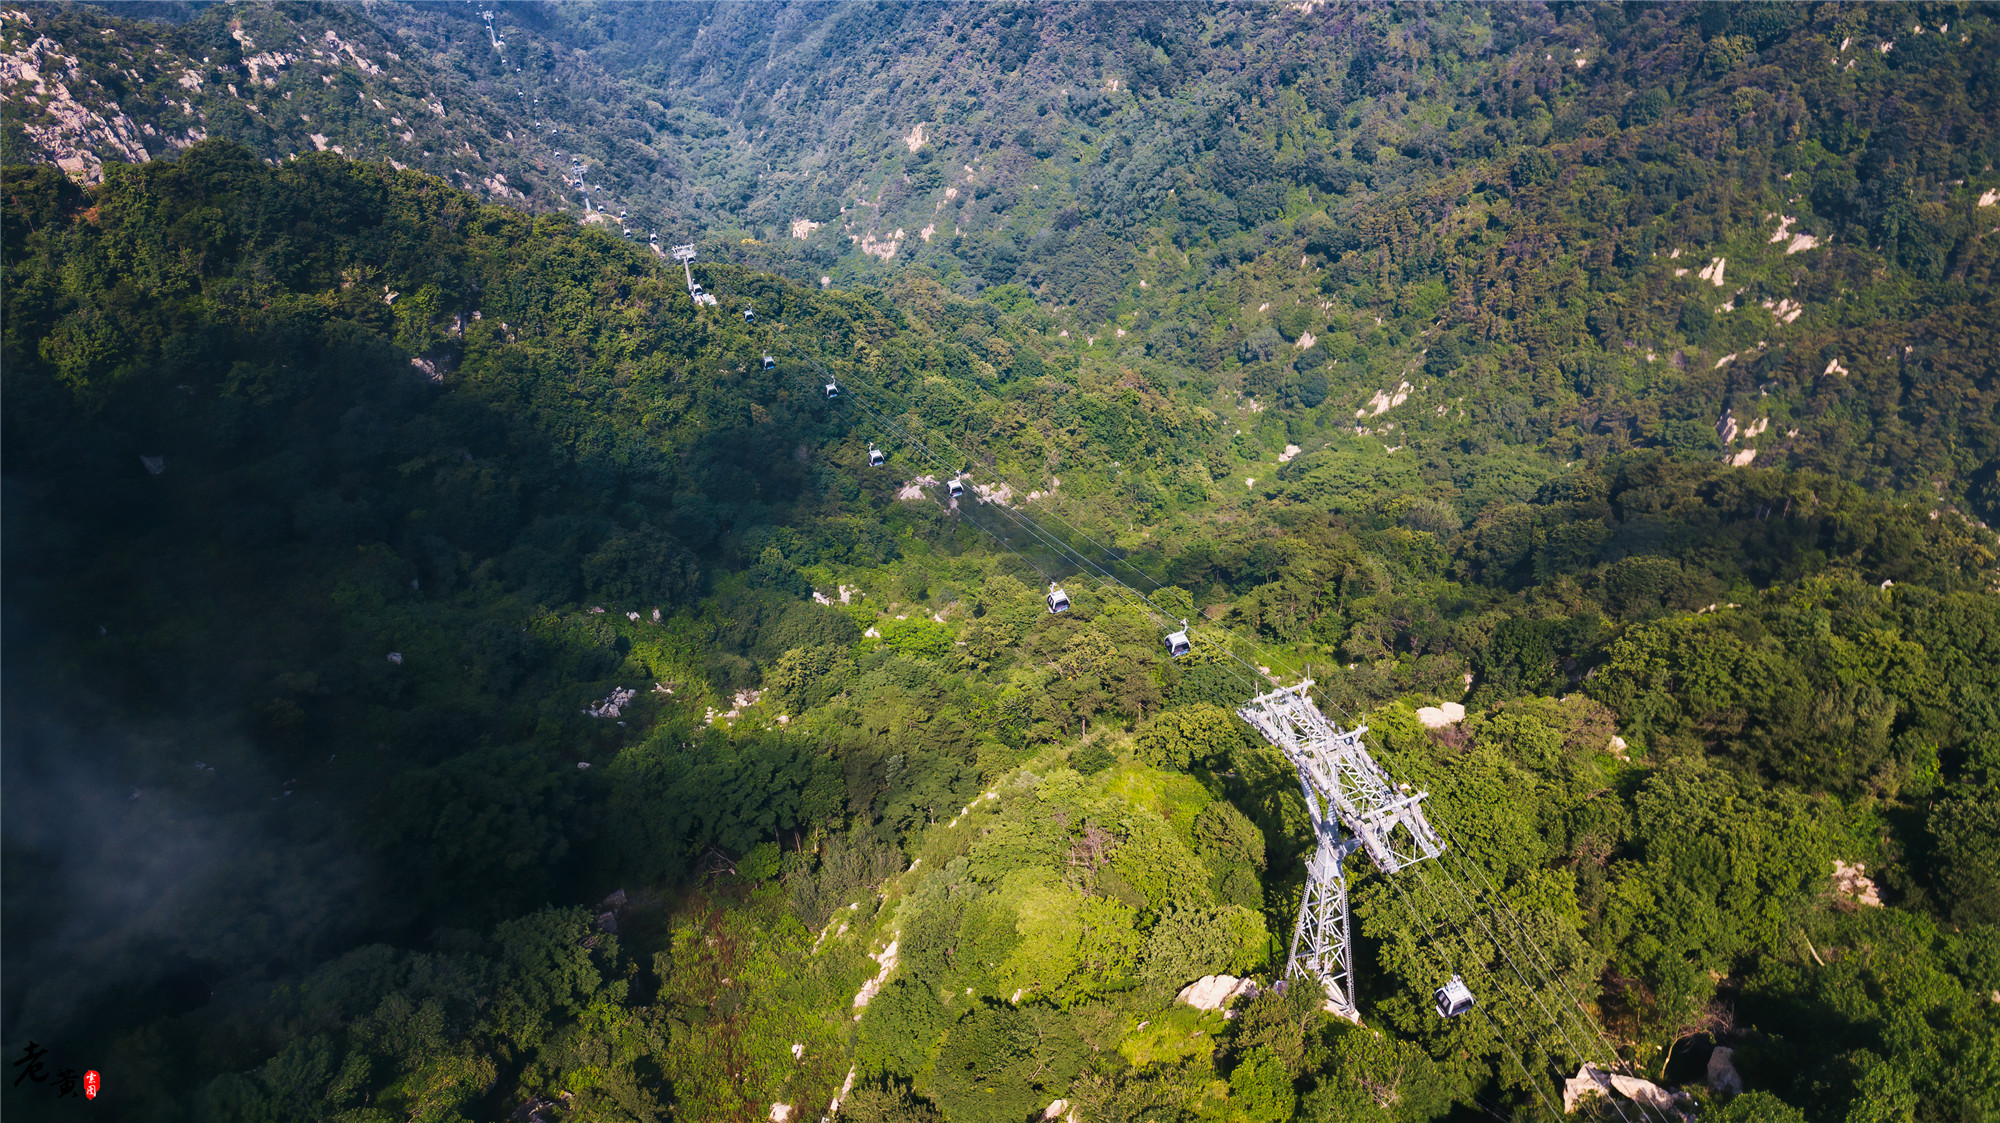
(1237, 679), (1447, 1021)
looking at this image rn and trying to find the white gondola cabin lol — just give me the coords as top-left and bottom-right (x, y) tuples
(1046, 585), (1071, 614)
(947, 478), (966, 500)
(824, 381), (840, 400)
(1165, 629), (1191, 658)
(1434, 975), (1476, 1018)
(742, 307), (755, 322)
(868, 447), (886, 467)
(763, 354), (776, 370)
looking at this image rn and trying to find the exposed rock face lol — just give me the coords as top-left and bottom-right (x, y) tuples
(1417, 702), (1466, 728)
(2, 33), (155, 179)
(851, 936), (900, 1012)
(1708, 1046), (1744, 1095)
(1562, 1064), (1680, 1114)
(1833, 860), (1883, 907)
(1175, 974), (1258, 1012)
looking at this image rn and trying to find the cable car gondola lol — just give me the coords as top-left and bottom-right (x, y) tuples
(868, 447), (886, 467)
(1164, 628), (1191, 658)
(1046, 585), (1071, 614)
(1433, 975), (1476, 1018)
(947, 478), (966, 500)
(742, 306), (755, 322)
(763, 354), (776, 370)
(824, 381), (840, 400)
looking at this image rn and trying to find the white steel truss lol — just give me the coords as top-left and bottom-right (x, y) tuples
(1239, 682), (1446, 1020)
(1288, 773), (1362, 1018)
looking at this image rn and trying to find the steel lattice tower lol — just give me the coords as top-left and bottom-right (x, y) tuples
(1239, 683), (1446, 1019)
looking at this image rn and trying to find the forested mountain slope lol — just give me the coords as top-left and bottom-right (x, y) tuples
(5, 136), (1999, 1123)
(3, 4), (2000, 1123)
(7, 1), (2000, 521)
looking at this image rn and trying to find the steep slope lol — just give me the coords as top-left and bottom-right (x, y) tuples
(0, 1), (637, 214)
(9, 2), (2000, 523)
(6, 6), (2000, 1122)
(7, 142), (2000, 1123)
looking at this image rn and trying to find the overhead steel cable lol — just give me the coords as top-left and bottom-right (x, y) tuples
(1421, 832), (1677, 1123)
(761, 329), (1314, 698)
(769, 339), (1202, 618)
(773, 341), (1153, 596)
(767, 336), (1281, 703)
(832, 369), (1093, 589)
(767, 334), (1328, 691)
(822, 353), (1182, 643)
(1304, 684), (1673, 1123)
(1371, 854), (1569, 1122)
(1296, 651), (1667, 1119)
(1308, 677), (1663, 1120)
(851, 387), (1275, 704)
(836, 383), (1066, 590)
(1406, 862), (1654, 1123)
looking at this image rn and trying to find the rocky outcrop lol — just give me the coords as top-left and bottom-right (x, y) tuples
(2, 33), (153, 179)
(1417, 702), (1466, 728)
(1707, 1046), (1744, 1095)
(1833, 860), (1883, 907)
(1175, 974), (1259, 1012)
(1562, 1064), (1680, 1114)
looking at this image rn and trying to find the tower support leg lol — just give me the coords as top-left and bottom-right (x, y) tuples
(1287, 809), (1360, 1021)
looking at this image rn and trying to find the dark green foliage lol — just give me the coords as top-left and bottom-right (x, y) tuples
(837, 1078), (944, 1123)
(932, 1004), (1088, 1123)
(748, 546), (815, 599)
(1928, 794), (2000, 925)
(1136, 703), (1248, 770)
(1071, 743), (1115, 776)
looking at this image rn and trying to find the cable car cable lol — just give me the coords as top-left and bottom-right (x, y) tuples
(1406, 863), (1658, 1123)
(816, 357), (1276, 698)
(770, 339), (1228, 650)
(1217, 655), (1646, 1116)
(1419, 858), (1662, 1123)
(837, 390), (1069, 590)
(769, 340), (1201, 620)
(836, 385), (1077, 582)
(761, 335), (1303, 708)
(1381, 764), (1660, 1101)
(1294, 681), (1670, 1123)
(860, 395), (1264, 690)
(1300, 681), (1667, 1123)
(837, 385), (1064, 590)
(1372, 859), (1569, 1122)
(768, 331), (1324, 689)
(1420, 836), (1676, 1123)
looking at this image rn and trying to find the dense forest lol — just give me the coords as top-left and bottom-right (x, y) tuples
(4, 3), (2000, 1123)
(9, 1), (2000, 517)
